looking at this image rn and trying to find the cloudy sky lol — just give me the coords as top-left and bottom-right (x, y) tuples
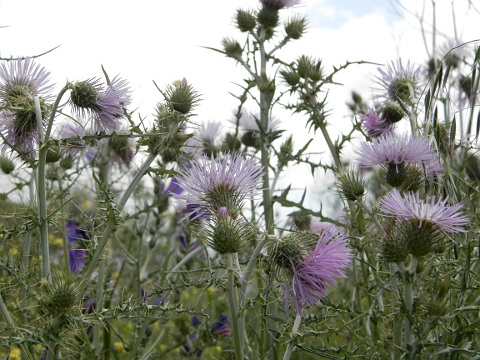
(1, 0), (479, 215)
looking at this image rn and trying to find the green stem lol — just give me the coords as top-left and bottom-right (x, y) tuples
(402, 256), (418, 349)
(34, 96), (51, 283)
(227, 252), (244, 360)
(283, 313), (302, 360)
(138, 329), (166, 360)
(165, 246), (203, 281)
(319, 122), (342, 170)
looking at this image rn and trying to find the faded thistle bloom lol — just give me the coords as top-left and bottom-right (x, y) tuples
(68, 75), (131, 134)
(269, 231), (352, 315)
(379, 188), (468, 259)
(172, 154), (264, 220)
(0, 58), (53, 155)
(375, 58), (422, 106)
(183, 121), (223, 158)
(356, 133), (443, 190)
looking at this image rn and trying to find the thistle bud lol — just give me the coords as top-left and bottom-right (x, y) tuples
(459, 75), (473, 100)
(236, 9), (256, 32)
(285, 16), (307, 40)
(280, 69), (300, 87)
(108, 134), (134, 167)
(221, 132), (241, 152)
(278, 136), (294, 167)
(41, 273), (85, 314)
(296, 55), (323, 81)
(0, 155), (15, 174)
(200, 215), (247, 254)
(222, 38), (243, 61)
(381, 101), (404, 124)
(257, 6), (279, 29)
(167, 82), (200, 115)
(60, 154), (73, 169)
(46, 145), (62, 163)
(336, 169), (365, 201)
(241, 130), (261, 149)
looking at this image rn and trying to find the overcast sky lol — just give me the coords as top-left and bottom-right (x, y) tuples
(1, 0), (478, 125)
(1, 0), (479, 215)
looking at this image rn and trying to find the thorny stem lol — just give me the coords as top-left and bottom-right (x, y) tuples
(227, 252), (244, 359)
(83, 152), (157, 279)
(283, 313), (302, 360)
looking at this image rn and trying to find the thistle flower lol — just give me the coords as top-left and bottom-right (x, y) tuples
(375, 58), (422, 106)
(183, 121), (223, 157)
(356, 133), (442, 189)
(106, 131), (135, 168)
(68, 75), (131, 134)
(0, 58), (53, 155)
(361, 109), (392, 138)
(270, 231), (352, 315)
(172, 154), (264, 220)
(380, 188), (468, 234)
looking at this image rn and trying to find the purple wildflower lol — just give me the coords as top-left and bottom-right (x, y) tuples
(69, 75), (131, 134)
(0, 58), (53, 155)
(380, 188), (468, 234)
(0, 58), (53, 100)
(66, 220), (89, 273)
(212, 314), (230, 336)
(356, 133), (442, 178)
(360, 108), (392, 138)
(290, 232), (352, 314)
(375, 58), (422, 106)
(172, 154), (264, 220)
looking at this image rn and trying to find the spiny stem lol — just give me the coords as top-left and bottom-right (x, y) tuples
(227, 252), (244, 360)
(283, 313), (302, 360)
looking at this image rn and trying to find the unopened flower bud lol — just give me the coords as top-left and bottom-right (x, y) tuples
(278, 136), (294, 167)
(336, 169), (365, 201)
(46, 145), (62, 163)
(280, 69), (300, 87)
(222, 38), (243, 61)
(0, 156), (15, 174)
(42, 273), (84, 314)
(236, 9), (256, 32)
(381, 101), (404, 124)
(168, 82), (199, 115)
(221, 132), (241, 152)
(201, 216), (246, 254)
(285, 16), (307, 40)
(296, 55), (323, 81)
(257, 6), (279, 29)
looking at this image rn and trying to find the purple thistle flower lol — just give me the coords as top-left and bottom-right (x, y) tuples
(172, 154), (264, 220)
(290, 231), (352, 314)
(356, 133), (442, 178)
(0, 58), (53, 155)
(0, 57), (53, 100)
(69, 75), (131, 134)
(375, 58), (422, 106)
(380, 188), (468, 234)
(360, 108), (393, 138)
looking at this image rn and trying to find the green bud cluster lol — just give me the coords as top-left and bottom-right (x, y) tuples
(296, 55), (324, 81)
(257, 6), (279, 29)
(41, 273), (85, 315)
